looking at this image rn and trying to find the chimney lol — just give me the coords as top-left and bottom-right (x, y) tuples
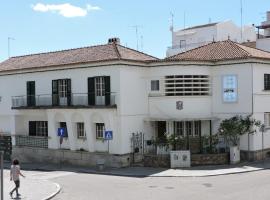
(108, 37), (120, 45)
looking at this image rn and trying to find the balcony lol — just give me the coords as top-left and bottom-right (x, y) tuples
(11, 93), (117, 109)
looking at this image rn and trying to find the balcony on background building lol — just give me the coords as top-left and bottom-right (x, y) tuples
(11, 93), (116, 109)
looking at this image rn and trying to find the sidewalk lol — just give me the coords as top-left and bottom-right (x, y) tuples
(3, 169), (60, 200)
(5, 159), (270, 178)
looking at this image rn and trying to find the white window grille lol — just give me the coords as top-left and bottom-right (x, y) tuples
(36, 121), (48, 137)
(96, 123), (105, 139)
(194, 121), (201, 136)
(165, 75), (210, 96)
(95, 77), (105, 97)
(174, 121), (184, 136)
(77, 122), (85, 138)
(58, 79), (67, 98)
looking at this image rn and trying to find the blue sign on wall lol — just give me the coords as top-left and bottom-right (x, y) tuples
(58, 128), (67, 137)
(104, 131), (113, 140)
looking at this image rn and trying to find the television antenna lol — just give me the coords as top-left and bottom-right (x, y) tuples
(131, 25), (143, 51)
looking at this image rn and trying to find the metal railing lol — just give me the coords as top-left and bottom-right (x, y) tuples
(12, 92), (116, 108)
(144, 135), (225, 155)
(15, 135), (49, 148)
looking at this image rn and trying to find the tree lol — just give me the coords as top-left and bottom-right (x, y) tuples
(218, 115), (261, 146)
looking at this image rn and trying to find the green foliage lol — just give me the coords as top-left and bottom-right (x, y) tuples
(218, 115), (261, 146)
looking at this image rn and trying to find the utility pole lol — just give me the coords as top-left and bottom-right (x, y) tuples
(8, 37), (15, 58)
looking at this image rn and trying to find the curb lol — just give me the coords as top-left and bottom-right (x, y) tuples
(41, 182), (61, 200)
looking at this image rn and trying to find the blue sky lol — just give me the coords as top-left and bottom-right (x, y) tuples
(1, 0), (270, 61)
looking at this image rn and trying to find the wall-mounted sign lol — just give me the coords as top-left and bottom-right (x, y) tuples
(176, 101), (183, 110)
(223, 75), (237, 102)
(104, 131), (113, 140)
(57, 128), (67, 137)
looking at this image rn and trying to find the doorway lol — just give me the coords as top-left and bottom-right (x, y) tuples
(157, 121), (166, 141)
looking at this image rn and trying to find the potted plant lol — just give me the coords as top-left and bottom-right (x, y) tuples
(218, 115), (261, 164)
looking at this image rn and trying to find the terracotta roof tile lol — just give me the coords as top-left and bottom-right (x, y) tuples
(166, 40), (270, 62)
(0, 43), (157, 72)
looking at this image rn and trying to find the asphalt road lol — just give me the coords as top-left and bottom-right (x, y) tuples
(51, 169), (270, 200)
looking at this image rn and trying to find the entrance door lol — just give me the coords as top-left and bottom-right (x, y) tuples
(157, 121), (166, 141)
(27, 81), (35, 106)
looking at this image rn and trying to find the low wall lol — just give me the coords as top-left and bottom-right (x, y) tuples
(144, 153), (229, 168)
(144, 155), (170, 168)
(241, 148), (270, 161)
(12, 146), (131, 168)
(191, 153), (229, 166)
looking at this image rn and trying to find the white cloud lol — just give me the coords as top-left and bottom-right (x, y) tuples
(32, 3), (100, 18)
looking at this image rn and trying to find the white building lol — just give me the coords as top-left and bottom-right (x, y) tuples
(167, 20), (256, 57)
(256, 11), (270, 52)
(1, 38), (270, 167)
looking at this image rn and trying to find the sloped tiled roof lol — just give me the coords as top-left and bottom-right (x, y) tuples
(166, 40), (270, 62)
(0, 43), (157, 72)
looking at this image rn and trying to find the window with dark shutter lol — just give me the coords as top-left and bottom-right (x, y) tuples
(27, 81), (35, 106)
(264, 74), (270, 90)
(29, 121), (36, 136)
(52, 80), (59, 106)
(88, 77), (95, 105)
(67, 79), (72, 105)
(104, 76), (111, 105)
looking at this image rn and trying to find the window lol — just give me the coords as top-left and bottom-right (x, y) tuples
(77, 123), (85, 138)
(165, 75), (210, 96)
(186, 121), (193, 136)
(151, 80), (160, 91)
(29, 121), (48, 137)
(194, 121), (201, 136)
(264, 113), (270, 127)
(95, 77), (105, 97)
(223, 75), (237, 102)
(174, 122), (184, 136)
(59, 79), (67, 98)
(96, 123), (105, 139)
(264, 74), (270, 90)
(180, 40), (186, 48)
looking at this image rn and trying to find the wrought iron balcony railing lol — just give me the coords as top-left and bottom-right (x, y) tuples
(12, 92), (116, 108)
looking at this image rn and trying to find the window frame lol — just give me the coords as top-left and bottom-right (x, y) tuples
(174, 121), (184, 136)
(77, 122), (86, 139)
(264, 113), (270, 127)
(96, 123), (105, 139)
(222, 74), (238, 103)
(151, 80), (160, 91)
(29, 121), (48, 137)
(264, 74), (270, 91)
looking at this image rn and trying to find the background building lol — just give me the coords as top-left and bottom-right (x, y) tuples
(167, 20), (256, 57)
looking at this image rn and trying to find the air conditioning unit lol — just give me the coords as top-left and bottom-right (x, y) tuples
(170, 150), (191, 168)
